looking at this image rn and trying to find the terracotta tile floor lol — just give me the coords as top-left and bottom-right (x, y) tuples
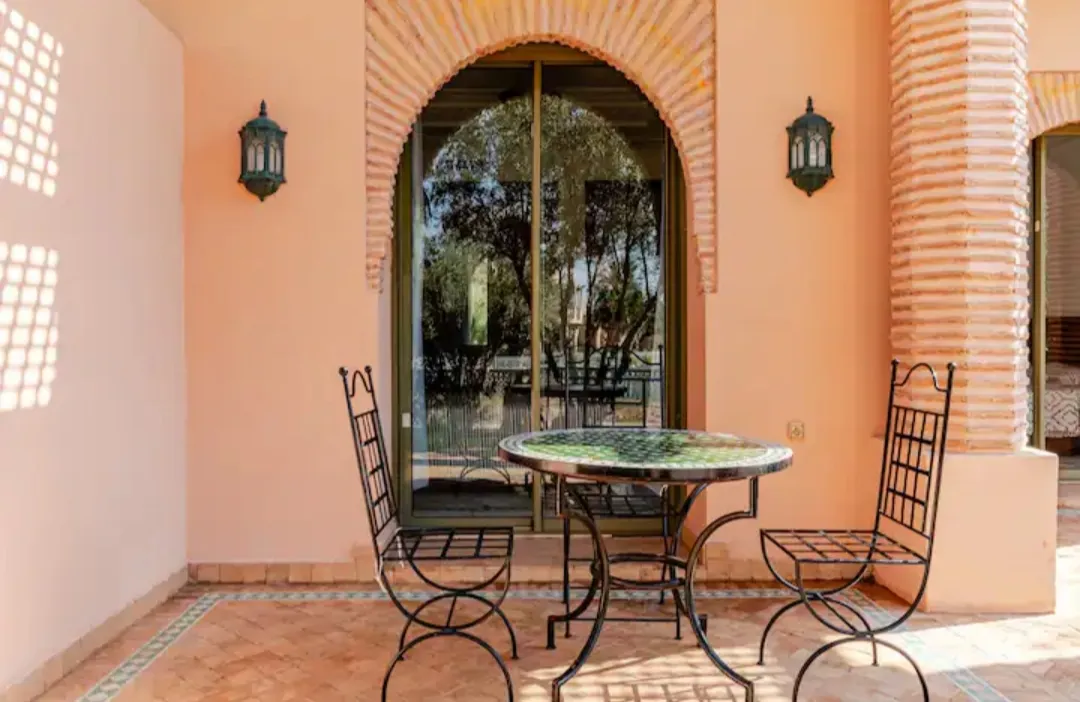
(37, 494), (1080, 702)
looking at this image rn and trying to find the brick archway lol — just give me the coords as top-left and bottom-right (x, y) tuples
(364, 0), (717, 292)
(1030, 72), (1080, 137)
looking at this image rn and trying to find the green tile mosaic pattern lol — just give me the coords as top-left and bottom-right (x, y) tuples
(500, 428), (791, 470)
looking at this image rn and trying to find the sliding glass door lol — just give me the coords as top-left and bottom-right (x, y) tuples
(1031, 131), (1080, 481)
(393, 44), (685, 528)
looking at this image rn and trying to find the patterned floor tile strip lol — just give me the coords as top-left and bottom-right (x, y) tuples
(76, 594), (222, 702)
(847, 590), (1010, 702)
(75, 587), (1005, 702)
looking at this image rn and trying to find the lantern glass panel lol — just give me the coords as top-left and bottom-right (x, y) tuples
(794, 135), (805, 168)
(808, 135), (818, 167)
(245, 141), (256, 172)
(255, 139), (265, 171)
(816, 136), (827, 166)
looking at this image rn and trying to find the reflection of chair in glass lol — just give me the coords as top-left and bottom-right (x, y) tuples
(339, 366), (518, 701)
(573, 347), (663, 429)
(759, 360), (955, 701)
(547, 348), (699, 642)
(449, 370), (531, 486)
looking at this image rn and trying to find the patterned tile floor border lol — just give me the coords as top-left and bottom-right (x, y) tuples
(75, 586), (1010, 702)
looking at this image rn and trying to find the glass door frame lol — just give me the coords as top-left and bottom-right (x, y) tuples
(391, 45), (690, 529)
(1030, 127), (1080, 481)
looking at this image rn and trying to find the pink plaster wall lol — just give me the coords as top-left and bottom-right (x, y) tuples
(155, 0), (889, 566)
(702, 0), (892, 562)
(0, 0), (184, 691)
(875, 449), (1059, 613)
(1029, 0), (1080, 72)
(151, 0), (377, 564)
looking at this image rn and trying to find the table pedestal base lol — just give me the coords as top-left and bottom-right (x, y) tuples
(549, 477), (760, 702)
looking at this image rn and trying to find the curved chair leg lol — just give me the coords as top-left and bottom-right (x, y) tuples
(758, 596), (879, 666)
(757, 599), (802, 665)
(792, 565), (884, 666)
(822, 598), (878, 666)
(382, 629), (514, 702)
(792, 636), (928, 702)
(398, 591), (519, 660)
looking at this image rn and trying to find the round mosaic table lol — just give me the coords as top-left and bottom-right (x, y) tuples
(498, 428), (793, 702)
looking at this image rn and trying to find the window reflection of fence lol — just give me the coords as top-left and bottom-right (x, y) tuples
(421, 377), (531, 484)
(543, 347), (664, 429)
(417, 351), (663, 484)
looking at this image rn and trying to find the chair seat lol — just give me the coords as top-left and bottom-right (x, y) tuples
(545, 482), (668, 519)
(761, 528), (925, 565)
(385, 526), (514, 562)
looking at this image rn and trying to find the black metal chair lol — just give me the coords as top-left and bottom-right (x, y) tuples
(759, 359), (955, 701)
(339, 366), (519, 701)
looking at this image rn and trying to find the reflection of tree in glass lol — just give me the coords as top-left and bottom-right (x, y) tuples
(418, 91), (662, 399)
(540, 96), (662, 386)
(420, 97), (540, 398)
(581, 180), (661, 383)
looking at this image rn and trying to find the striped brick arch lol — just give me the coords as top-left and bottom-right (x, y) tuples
(890, 0), (1030, 451)
(364, 0), (717, 291)
(1029, 72), (1080, 137)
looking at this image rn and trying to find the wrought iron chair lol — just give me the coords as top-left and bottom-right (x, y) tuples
(339, 366), (519, 701)
(759, 359), (955, 701)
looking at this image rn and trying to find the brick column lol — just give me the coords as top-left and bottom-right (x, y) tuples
(889, 0), (1030, 451)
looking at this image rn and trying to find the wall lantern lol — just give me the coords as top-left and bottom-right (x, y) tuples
(786, 97), (834, 197)
(238, 101), (287, 201)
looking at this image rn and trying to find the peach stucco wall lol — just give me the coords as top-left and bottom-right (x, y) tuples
(0, 0), (184, 692)
(156, 0), (378, 564)
(1030, 0), (1080, 72)
(701, 0), (891, 563)
(147, 0), (891, 568)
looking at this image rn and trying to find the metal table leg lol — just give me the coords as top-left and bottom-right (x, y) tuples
(549, 482), (611, 702)
(550, 479), (756, 701)
(681, 477), (760, 702)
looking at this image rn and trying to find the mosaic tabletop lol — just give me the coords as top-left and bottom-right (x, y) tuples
(498, 428), (793, 483)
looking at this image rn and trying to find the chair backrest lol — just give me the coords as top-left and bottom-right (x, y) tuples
(874, 359), (956, 555)
(339, 365), (398, 555)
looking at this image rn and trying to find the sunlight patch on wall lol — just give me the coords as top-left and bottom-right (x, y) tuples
(0, 0), (61, 197)
(0, 242), (58, 411)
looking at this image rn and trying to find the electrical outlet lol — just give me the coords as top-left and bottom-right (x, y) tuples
(787, 421), (805, 441)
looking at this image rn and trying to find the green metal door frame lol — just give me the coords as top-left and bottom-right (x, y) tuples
(1030, 129), (1080, 482)
(392, 47), (690, 529)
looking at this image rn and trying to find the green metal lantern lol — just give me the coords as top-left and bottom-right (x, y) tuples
(786, 97), (834, 197)
(238, 101), (287, 201)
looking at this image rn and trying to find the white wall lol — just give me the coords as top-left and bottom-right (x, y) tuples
(0, 0), (184, 691)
